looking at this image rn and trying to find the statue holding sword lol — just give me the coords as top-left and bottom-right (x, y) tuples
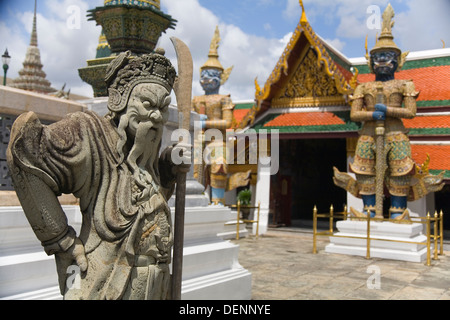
(7, 41), (193, 299)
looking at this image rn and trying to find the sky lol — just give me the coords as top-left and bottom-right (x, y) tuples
(0, 0), (449, 101)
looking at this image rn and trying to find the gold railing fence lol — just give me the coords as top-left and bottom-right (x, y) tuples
(227, 201), (261, 240)
(312, 204), (444, 266)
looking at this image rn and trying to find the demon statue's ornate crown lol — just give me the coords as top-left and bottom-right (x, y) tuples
(365, 4), (409, 72)
(105, 48), (177, 113)
(200, 26), (233, 86)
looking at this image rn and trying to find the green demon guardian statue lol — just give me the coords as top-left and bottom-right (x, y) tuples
(333, 4), (444, 221)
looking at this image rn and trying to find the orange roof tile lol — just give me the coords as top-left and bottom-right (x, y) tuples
(404, 115), (450, 129)
(411, 144), (450, 170)
(263, 112), (345, 127)
(357, 65), (450, 102)
(233, 109), (251, 124)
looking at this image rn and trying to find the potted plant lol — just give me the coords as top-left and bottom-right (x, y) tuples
(237, 189), (252, 220)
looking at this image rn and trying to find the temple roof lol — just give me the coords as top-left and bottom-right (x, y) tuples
(10, 1), (55, 94)
(411, 144), (450, 179)
(249, 3), (357, 121)
(240, 3), (450, 179)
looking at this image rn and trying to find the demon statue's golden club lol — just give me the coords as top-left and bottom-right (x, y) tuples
(333, 4), (444, 221)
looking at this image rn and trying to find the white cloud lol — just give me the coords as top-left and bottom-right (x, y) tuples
(161, 0), (286, 101)
(324, 38), (346, 52)
(283, 0), (301, 22)
(4, 0), (446, 102)
(395, 0), (450, 52)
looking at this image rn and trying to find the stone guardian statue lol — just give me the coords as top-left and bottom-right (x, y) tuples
(7, 49), (191, 299)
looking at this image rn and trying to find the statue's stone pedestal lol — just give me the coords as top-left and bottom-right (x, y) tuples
(325, 220), (430, 263)
(177, 206), (251, 300)
(0, 206), (82, 300)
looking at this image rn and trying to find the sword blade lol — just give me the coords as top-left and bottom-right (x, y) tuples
(169, 37), (193, 300)
(171, 37), (193, 131)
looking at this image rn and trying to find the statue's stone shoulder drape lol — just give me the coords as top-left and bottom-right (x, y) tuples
(7, 109), (175, 299)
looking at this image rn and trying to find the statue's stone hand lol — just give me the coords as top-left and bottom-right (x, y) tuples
(54, 237), (87, 295)
(56, 238), (88, 273)
(71, 238), (88, 272)
(170, 142), (192, 174)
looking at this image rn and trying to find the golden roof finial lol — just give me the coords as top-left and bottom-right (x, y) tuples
(299, 0), (308, 26)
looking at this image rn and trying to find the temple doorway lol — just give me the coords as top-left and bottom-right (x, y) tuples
(270, 138), (348, 227)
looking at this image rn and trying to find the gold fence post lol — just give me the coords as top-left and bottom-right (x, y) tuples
(329, 204), (334, 234)
(343, 204), (348, 221)
(366, 212), (371, 259)
(434, 211), (439, 260)
(426, 212), (431, 266)
(236, 200), (241, 240)
(313, 205), (317, 254)
(256, 201), (261, 238)
(440, 210), (444, 255)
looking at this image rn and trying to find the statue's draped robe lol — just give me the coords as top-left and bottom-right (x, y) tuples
(7, 110), (175, 300)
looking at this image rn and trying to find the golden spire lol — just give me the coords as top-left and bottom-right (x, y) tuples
(299, 0), (308, 26)
(200, 26), (233, 85)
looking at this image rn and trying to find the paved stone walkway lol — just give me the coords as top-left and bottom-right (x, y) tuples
(232, 229), (450, 300)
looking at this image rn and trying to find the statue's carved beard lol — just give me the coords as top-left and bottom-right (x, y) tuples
(127, 120), (163, 189)
(116, 113), (163, 195)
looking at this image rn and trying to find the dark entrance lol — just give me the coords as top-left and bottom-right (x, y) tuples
(435, 184), (450, 238)
(270, 138), (347, 227)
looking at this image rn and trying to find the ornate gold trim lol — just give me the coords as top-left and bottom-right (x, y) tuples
(272, 96), (347, 108)
(255, 1), (354, 102)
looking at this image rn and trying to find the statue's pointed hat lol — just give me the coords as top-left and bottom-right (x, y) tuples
(201, 26), (224, 72)
(365, 3), (409, 70)
(370, 4), (401, 54)
(200, 26), (233, 85)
